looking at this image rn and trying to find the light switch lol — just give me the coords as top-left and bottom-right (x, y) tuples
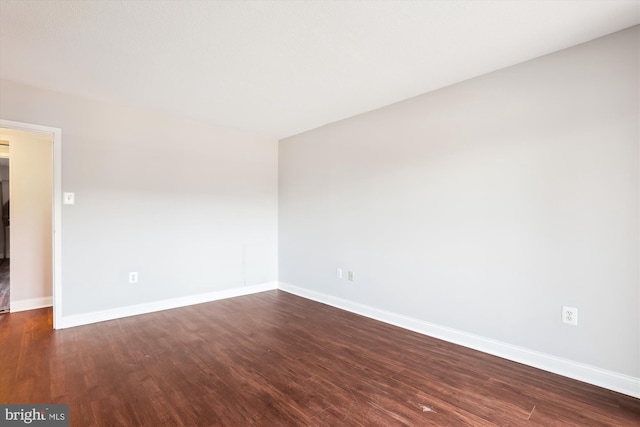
(63, 192), (75, 205)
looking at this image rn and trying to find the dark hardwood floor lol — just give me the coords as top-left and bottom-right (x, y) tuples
(1, 290), (638, 426)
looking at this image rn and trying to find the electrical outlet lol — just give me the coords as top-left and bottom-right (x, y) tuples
(348, 271), (354, 282)
(337, 268), (343, 279)
(562, 306), (578, 326)
(129, 272), (139, 284)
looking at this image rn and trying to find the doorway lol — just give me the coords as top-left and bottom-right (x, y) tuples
(0, 144), (8, 312)
(0, 120), (62, 328)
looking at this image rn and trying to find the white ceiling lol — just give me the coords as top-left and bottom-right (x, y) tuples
(0, 1), (638, 139)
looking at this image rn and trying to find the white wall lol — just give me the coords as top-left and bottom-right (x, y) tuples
(0, 79), (279, 317)
(279, 26), (639, 379)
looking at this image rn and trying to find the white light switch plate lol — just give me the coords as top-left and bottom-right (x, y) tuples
(63, 192), (75, 205)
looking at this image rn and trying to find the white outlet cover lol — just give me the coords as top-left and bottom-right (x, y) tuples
(562, 306), (578, 326)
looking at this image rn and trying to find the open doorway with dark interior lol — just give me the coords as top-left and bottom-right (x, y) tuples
(0, 142), (9, 312)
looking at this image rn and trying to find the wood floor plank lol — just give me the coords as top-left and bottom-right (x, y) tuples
(1, 290), (638, 426)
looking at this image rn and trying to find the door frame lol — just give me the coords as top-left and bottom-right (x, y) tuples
(0, 119), (62, 329)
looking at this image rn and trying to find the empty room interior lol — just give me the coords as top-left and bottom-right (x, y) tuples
(1, 1), (639, 426)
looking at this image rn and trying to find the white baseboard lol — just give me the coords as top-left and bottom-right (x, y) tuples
(59, 282), (278, 329)
(10, 296), (53, 312)
(278, 282), (640, 399)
